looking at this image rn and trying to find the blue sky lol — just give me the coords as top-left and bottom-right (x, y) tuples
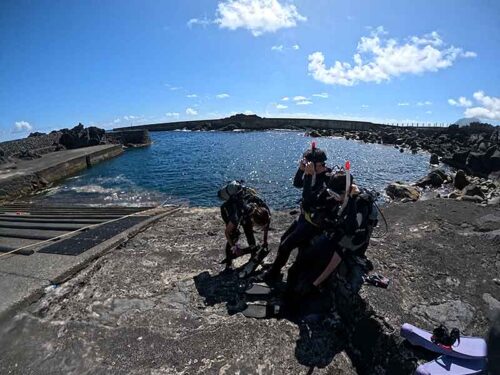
(1, 0), (499, 140)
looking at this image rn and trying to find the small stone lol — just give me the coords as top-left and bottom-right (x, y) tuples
(488, 197), (500, 206)
(494, 279), (500, 286)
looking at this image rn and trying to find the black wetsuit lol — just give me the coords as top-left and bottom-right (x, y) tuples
(220, 191), (269, 263)
(269, 168), (331, 276)
(288, 192), (375, 294)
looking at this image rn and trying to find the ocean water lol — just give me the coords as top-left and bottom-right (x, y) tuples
(35, 131), (432, 208)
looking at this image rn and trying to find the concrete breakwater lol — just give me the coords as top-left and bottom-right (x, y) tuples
(114, 113), (381, 132)
(0, 145), (123, 202)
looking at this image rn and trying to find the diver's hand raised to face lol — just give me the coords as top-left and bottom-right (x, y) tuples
(299, 158), (306, 171)
(304, 161), (315, 175)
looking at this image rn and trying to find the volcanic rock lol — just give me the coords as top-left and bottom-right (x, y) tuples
(386, 182), (420, 201)
(463, 184), (485, 198)
(454, 170), (469, 190)
(415, 170), (447, 188)
(429, 154), (439, 165)
(59, 123), (106, 149)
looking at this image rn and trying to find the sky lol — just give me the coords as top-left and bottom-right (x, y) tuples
(1, 0), (499, 141)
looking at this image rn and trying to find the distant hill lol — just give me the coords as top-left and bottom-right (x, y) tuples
(454, 117), (481, 127)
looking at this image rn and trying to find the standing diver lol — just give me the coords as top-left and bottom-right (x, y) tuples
(261, 142), (331, 282)
(218, 181), (271, 269)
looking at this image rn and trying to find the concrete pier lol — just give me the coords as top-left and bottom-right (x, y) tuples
(0, 144), (123, 202)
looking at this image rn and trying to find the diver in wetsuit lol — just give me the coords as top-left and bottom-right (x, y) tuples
(285, 171), (378, 316)
(218, 181), (271, 269)
(261, 144), (331, 282)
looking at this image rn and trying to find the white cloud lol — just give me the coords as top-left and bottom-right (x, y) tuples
(186, 108), (198, 116)
(416, 101), (432, 106)
(272, 43), (300, 52)
(215, 0), (306, 36)
(361, 104), (369, 108)
(216, 93), (230, 99)
(243, 110), (254, 115)
(187, 17), (212, 28)
(186, 94), (198, 98)
(448, 96), (472, 107)
(463, 91), (500, 120)
(397, 102), (410, 106)
(13, 121), (33, 133)
(312, 93), (328, 99)
(308, 27), (476, 86)
(282, 96), (289, 101)
(276, 104), (288, 109)
(293, 95), (307, 101)
(113, 118), (121, 124)
(165, 112), (180, 118)
(296, 100), (312, 105)
(123, 115), (137, 121)
(463, 51), (477, 58)
(425, 110), (432, 114)
(165, 83), (181, 91)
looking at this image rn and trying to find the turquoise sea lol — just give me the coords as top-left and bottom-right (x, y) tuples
(36, 131), (431, 208)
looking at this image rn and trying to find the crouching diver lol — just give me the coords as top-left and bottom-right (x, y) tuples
(285, 164), (378, 317)
(261, 143), (331, 282)
(218, 181), (271, 269)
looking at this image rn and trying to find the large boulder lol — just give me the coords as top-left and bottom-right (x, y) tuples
(386, 182), (421, 201)
(442, 150), (469, 170)
(465, 146), (500, 176)
(28, 132), (46, 137)
(463, 184), (485, 199)
(415, 169), (448, 188)
(488, 148), (500, 172)
(381, 132), (397, 144)
(453, 170), (469, 190)
(430, 154), (439, 165)
(17, 148), (41, 160)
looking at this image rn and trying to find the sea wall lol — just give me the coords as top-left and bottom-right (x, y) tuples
(0, 145), (124, 202)
(106, 130), (152, 147)
(114, 115), (380, 133)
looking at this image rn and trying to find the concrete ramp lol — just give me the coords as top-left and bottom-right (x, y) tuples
(0, 202), (180, 319)
(0, 203), (151, 255)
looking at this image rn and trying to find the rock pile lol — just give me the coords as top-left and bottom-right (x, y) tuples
(308, 124), (500, 179)
(58, 123), (106, 149)
(386, 168), (500, 205)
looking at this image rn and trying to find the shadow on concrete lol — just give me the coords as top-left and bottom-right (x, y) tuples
(194, 268), (346, 372)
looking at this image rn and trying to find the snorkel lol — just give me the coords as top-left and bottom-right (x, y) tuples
(338, 160), (351, 216)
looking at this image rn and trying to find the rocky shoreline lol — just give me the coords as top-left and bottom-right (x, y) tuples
(307, 123), (500, 180)
(386, 168), (500, 206)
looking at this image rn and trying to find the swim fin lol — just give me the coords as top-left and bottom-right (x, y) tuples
(245, 282), (273, 296)
(238, 246), (270, 279)
(242, 302), (280, 319)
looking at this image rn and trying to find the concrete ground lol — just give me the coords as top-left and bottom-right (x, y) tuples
(0, 200), (498, 374)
